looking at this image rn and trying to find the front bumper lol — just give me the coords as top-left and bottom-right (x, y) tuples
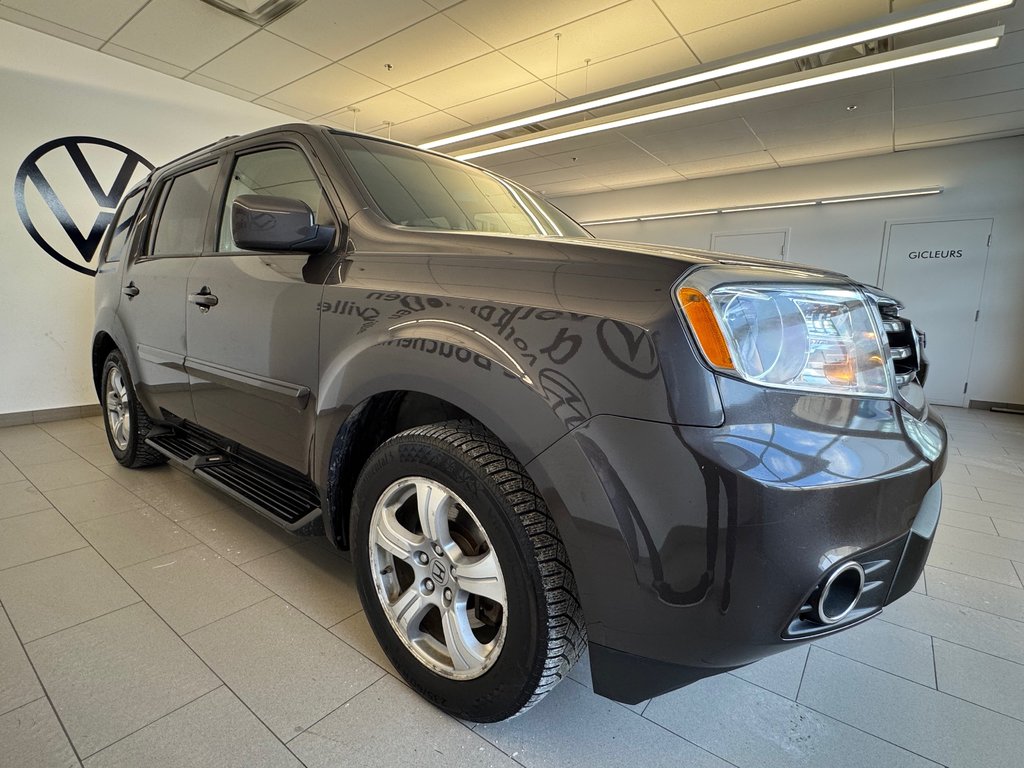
(526, 386), (946, 703)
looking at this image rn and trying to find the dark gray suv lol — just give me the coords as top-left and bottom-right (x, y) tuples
(92, 123), (946, 721)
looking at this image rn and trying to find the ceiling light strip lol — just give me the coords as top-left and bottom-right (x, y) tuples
(453, 32), (1001, 161)
(421, 0), (1012, 150)
(580, 187), (943, 226)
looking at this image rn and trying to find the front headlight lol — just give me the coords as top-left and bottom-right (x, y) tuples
(676, 268), (890, 398)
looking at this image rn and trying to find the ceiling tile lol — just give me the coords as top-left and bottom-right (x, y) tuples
(592, 166), (683, 190)
(267, 0), (435, 60)
(252, 96), (317, 120)
(775, 145), (891, 167)
(755, 111), (892, 151)
(0, 5), (104, 49)
(324, 90), (434, 132)
(654, 0), (793, 35)
(264, 64), (387, 116)
(388, 111), (470, 144)
(672, 150), (778, 178)
(185, 72), (260, 101)
(101, 43), (190, 78)
(503, 0), (679, 79)
(196, 30), (330, 95)
(3, 0), (147, 40)
(533, 178), (612, 196)
(896, 89), (1024, 128)
(546, 38), (700, 101)
(341, 14), (490, 87)
(446, 80), (561, 124)
(476, 155), (562, 177)
(742, 85), (892, 135)
(445, 0), (623, 49)
(895, 110), (1024, 147)
(897, 64), (1024, 110)
(767, 130), (891, 161)
(402, 52), (537, 110)
(108, 0), (256, 71)
(683, 0), (889, 63)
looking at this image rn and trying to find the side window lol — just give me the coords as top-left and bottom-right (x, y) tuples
(218, 147), (330, 252)
(151, 163), (219, 256)
(102, 188), (144, 263)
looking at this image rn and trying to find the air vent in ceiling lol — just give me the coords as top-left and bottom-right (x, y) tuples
(201, 0), (306, 25)
(494, 123), (548, 140)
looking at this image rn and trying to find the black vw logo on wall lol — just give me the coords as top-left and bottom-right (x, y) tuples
(14, 137), (153, 276)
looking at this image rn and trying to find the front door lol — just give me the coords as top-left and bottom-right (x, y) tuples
(185, 142), (342, 472)
(880, 218), (993, 407)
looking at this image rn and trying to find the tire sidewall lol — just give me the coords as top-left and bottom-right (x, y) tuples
(352, 434), (546, 721)
(101, 350), (139, 466)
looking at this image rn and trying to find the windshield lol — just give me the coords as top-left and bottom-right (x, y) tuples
(332, 133), (590, 239)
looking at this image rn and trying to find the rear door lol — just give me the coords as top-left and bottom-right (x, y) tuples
(118, 161), (221, 422)
(185, 138), (343, 472)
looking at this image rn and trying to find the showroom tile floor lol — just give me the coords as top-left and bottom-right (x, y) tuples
(1, 406), (1023, 767)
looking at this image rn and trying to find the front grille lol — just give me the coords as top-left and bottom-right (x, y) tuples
(876, 299), (927, 389)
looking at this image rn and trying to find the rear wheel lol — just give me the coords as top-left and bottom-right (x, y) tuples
(351, 420), (585, 721)
(101, 350), (166, 468)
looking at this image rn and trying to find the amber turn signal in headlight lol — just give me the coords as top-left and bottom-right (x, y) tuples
(676, 287), (734, 369)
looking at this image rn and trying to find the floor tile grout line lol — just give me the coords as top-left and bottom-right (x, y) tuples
(282, 670), (390, 746)
(910, 584), (1024, 626)
(930, 635), (939, 689)
(924, 562), (1024, 591)
(0, 694), (47, 722)
(812, 644), (1024, 727)
(0, 599), (84, 766)
(0, 544), (91, 574)
(56, 517), (303, 764)
(876, 614), (1024, 669)
(77, 685), (225, 762)
(22, 600), (146, 648)
(179, 594), (277, 638)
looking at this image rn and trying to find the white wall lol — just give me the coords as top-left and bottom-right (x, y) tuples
(556, 137), (1024, 407)
(0, 21), (294, 416)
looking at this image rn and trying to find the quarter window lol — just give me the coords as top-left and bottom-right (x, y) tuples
(102, 188), (144, 263)
(151, 163), (219, 256)
(218, 147), (329, 252)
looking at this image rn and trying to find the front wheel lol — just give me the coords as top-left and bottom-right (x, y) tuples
(351, 420), (586, 722)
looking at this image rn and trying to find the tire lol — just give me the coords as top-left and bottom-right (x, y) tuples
(100, 349), (167, 469)
(351, 419), (586, 722)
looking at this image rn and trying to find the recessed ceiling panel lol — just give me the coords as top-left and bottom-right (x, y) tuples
(266, 0), (435, 60)
(196, 30), (330, 94)
(444, 0), (623, 49)
(323, 89), (434, 132)
(402, 52), (538, 110)
(502, 0), (679, 80)
(264, 63), (387, 116)
(340, 14), (490, 87)
(446, 80), (562, 125)
(110, 0), (256, 71)
(4, 0), (147, 40)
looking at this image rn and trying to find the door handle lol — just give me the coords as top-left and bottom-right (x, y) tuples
(189, 286), (219, 312)
(123, 282), (140, 299)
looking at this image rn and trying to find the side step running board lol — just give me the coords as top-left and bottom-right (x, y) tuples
(146, 429), (321, 532)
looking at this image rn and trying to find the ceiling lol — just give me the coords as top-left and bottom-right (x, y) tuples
(2, 0), (1022, 197)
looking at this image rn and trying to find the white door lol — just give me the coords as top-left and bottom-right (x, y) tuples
(711, 230), (788, 260)
(880, 218), (992, 407)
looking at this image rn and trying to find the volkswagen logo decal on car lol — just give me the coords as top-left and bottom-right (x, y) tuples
(13, 136), (153, 276)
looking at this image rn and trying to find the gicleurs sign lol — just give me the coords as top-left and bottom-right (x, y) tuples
(907, 249), (964, 259)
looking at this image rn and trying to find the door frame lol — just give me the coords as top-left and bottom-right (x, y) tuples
(877, 215), (994, 407)
(710, 228), (790, 260)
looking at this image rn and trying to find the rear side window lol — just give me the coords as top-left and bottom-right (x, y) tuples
(151, 163), (219, 255)
(102, 188), (144, 263)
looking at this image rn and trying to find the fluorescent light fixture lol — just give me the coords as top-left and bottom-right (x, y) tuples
(453, 30), (1001, 161)
(421, 0), (1012, 151)
(580, 187), (943, 225)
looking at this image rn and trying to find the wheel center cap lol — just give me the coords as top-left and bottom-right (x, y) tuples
(430, 559), (448, 585)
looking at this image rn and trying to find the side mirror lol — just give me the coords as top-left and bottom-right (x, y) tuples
(231, 194), (336, 254)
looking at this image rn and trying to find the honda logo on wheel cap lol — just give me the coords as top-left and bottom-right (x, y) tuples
(14, 136), (153, 276)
